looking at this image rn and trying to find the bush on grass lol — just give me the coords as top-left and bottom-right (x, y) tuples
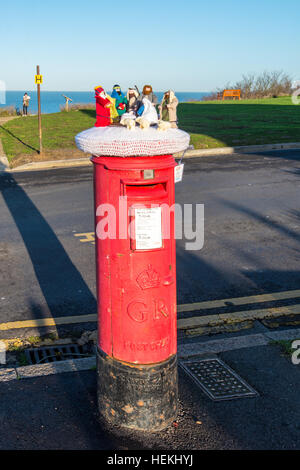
(203, 71), (293, 101)
(0, 106), (18, 117)
(60, 102), (95, 112)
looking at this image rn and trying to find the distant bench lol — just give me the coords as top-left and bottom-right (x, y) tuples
(222, 89), (241, 100)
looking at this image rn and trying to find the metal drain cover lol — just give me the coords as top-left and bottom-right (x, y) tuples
(25, 344), (91, 365)
(180, 357), (258, 401)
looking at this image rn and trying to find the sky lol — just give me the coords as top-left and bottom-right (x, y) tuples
(1, 0), (299, 92)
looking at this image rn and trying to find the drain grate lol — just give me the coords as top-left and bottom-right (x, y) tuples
(180, 357), (258, 401)
(25, 344), (91, 365)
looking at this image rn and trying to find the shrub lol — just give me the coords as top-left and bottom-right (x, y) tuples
(203, 71), (293, 100)
(60, 102), (95, 112)
(0, 106), (18, 117)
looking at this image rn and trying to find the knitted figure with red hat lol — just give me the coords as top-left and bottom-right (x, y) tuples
(94, 86), (111, 127)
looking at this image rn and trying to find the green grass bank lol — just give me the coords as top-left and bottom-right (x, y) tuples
(178, 96), (300, 149)
(0, 97), (299, 166)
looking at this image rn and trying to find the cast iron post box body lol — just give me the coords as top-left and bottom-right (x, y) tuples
(93, 154), (178, 431)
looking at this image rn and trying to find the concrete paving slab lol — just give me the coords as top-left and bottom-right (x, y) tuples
(179, 333), (268, 357)
(0, 367), (17, 382)
(266, 328), (300, 341)
(16, 357), (96, 379)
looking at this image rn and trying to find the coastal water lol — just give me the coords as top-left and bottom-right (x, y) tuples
(1, 91), (210, 114)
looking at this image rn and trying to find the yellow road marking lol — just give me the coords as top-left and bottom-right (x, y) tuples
(177, 303), (300, 330)
(1, 288), (300, 332)
(0, 314), (97, 331)
(177, 289), (300, 312)
(74, 232), (95, 244)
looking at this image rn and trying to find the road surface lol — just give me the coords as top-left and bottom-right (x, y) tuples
(0, 149), (299, 334)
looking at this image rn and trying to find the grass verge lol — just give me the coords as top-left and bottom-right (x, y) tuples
(178, 96), (300, 149)
(0, 97), (299, 166)
(270, 339), (300, 358)
(0, 109), (95, 165)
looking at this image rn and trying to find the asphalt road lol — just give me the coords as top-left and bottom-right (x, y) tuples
(0, 149), (299, 329)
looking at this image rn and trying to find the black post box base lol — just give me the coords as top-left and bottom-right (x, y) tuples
(97, 348), (178, 431)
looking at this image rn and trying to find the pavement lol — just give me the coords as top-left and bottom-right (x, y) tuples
(0, 338), (299, 450)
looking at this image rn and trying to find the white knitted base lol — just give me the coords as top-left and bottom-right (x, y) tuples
(75, 126), (190, 157)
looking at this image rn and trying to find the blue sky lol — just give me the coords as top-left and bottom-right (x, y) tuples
(1, 0), (299, 91)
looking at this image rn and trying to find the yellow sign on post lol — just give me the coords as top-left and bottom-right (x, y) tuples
(36, 65), (43, 154)
(35, 75), (43, 84)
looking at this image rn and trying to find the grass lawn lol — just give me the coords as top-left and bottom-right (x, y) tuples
(270, 339), (300, 358)
(178, 96), (300, 149)
(1, 97), (299, 166)
(0, 109), (95, 166)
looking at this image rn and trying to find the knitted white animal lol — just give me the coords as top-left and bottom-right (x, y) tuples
(157, 120), (172, 131)
(136, 117), (150, 130)
(121, 118), (136, 130)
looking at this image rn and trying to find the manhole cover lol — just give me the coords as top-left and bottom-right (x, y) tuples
(180, 357), (258, 401)
(25, 344), (91, 365)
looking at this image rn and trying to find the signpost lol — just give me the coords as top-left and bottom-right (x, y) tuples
(35, 65), (43, 154)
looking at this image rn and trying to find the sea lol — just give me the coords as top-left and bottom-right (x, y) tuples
(1, 91), (210, 114)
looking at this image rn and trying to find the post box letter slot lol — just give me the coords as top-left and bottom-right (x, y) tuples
(125, 183), (167, 200)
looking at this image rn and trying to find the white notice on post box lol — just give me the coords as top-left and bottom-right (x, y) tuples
(135, 207), (162, 250)
(174, 163), (184, 183)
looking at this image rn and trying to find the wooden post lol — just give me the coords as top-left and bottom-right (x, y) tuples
(36, 65), (42, 154)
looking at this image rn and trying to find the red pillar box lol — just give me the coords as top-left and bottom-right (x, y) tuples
(75, 126), (189, 431)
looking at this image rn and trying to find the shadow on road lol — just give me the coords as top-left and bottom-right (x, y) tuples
(175, 187), (300, 309)
(0, 175), (97, 327)
(0, 173), (107, 449)
(220, 198), (300, 243)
